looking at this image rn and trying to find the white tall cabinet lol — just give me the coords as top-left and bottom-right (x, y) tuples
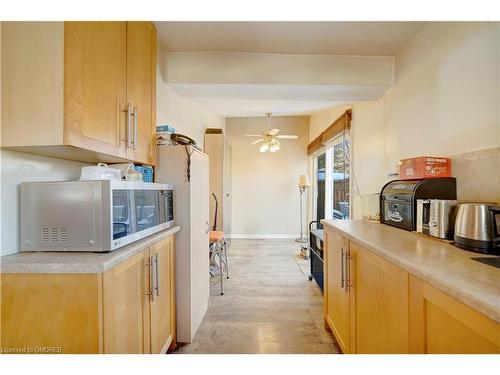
(156, 145), (209, 343)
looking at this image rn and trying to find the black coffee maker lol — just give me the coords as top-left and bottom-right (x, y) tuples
(380, 178), (457, 231)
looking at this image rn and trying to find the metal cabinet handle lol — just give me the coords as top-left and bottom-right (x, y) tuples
(150, 256), (156, 302)
(154, 253), (160, 297)
(341, 248), (345, 288)
(132, 106), (138, 150)
(123, 103), (133, 148)
(346, 254), (352, 292)
(146, 259), (153, 300)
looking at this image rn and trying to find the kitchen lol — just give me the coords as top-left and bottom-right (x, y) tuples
(0, 4), (499, 370)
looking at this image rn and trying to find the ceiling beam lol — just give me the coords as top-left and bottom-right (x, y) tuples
(163, 51), (394, 87)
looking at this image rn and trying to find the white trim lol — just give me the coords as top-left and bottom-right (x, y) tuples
(228, 234), (299, 239)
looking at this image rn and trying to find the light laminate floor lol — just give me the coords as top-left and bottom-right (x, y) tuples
(174, 239), (339, 354)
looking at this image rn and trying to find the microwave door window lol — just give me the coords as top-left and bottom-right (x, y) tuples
(113, 190), (135, 239)
(135, 190), (159, 231)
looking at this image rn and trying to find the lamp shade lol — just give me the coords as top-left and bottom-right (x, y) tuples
(298, 175), (311, 188)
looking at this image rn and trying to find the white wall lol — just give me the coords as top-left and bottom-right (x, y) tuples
(309, 105), (351, 141)
(226, 116), (309, 237)
(157, 42), (225, 146)
(384, 22), (499, 169)
(309, 22), (500, 220)
(0, 150), (89, 256)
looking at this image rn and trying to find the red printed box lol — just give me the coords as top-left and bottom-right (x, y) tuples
(399, 156), (451, 180)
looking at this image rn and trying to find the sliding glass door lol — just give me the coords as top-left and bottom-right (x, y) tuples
(313, 131), (350, 224)
(331, 133), (350, 219)
(315, 152), (326, 223)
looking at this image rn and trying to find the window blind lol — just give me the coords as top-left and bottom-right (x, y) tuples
(307, 109), (352, 155)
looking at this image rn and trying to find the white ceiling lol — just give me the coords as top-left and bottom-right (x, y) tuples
(157, 21), (425, 117)
(155, 21), (425, 56)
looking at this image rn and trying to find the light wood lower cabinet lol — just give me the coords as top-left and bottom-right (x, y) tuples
(0, 235), (176, 354)
(349, 242), (409, 353)
(1, 273), (103, 353)
(324, 230), (350, 353)
(149, 236), (176, 354)
(102, 250), (151, 354)
(324, 227), (500, 354)
(409, 275), (500, 353)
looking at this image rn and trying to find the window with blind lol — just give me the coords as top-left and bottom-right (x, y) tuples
(310, 110), (351, 224)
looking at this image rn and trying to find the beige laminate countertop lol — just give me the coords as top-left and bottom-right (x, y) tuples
(0, 225), (181, 274)
(321, 219), (500, 324)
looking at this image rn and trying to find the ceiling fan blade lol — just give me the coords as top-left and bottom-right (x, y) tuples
(268, 128), (280, 136)
(250, 139), (264, 145)
(276, 135), (298, 139)
(244, 134), (263, 137)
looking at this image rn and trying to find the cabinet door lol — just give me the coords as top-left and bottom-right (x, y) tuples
(349, 242), (409, 353)
(150, 236), (175, 353)
(1, 273), (102, 354)
(223, 140), (232, 243)
(126, 21), (156, 165)
(64, 22), (127, 158)
(324, 229), (350, 353)
(409, 275), (500, 354)
(102, 249), (150, 354)
(204, 133), (224, 230)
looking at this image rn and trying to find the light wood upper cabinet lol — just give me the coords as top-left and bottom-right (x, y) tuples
(125, 22), (156, 166)
(349, 242), (409, 353)
(324, 230), (350, 353)
(64, 22), (127, 159)
(1, 21), (156, 165)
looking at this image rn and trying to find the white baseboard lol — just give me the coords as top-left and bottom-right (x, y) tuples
(228, 234), (299, 239)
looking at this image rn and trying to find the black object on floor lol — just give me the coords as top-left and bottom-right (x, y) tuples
(471, 257), (500, 269)
(309, 221), (324, 292)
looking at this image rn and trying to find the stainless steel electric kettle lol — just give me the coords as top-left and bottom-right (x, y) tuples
(454, 203), (500, 254)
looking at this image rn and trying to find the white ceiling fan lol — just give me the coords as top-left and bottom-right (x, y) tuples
(244, 113), (298, 152)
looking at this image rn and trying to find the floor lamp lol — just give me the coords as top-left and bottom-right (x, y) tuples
(296, 175), (311, 243)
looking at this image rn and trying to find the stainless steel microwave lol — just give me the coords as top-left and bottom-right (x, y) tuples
(21, 180), (174, 252)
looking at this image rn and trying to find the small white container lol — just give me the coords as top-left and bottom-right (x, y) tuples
(80, 163), (121, 181)
(361, 193), (380, 222)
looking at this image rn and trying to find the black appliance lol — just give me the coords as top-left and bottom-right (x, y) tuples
(308, 221), (324, 292)
(380, 178), (456, 231)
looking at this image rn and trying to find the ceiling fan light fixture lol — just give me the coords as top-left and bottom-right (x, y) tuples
(260, 143), (269, 153)
(269, 143), (279, 152)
